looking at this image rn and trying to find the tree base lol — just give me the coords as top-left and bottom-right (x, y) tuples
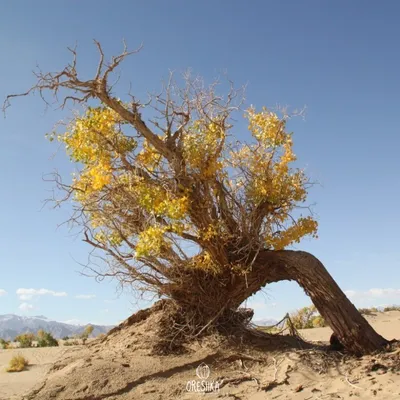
(149, 300), (256, 354)
(101, 300), (320, 356)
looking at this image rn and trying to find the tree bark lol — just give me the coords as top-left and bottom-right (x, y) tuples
(230, 250), (388, 354)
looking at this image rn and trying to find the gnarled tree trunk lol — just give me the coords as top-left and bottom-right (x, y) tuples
(168, 250), (388, 354)
(230, 250), (388, 354)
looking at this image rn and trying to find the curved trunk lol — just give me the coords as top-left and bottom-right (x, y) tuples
(230, 250), (388, 354)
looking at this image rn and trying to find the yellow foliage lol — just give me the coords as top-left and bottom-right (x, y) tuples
(56, 106), (136, 195)
(312, 315), (327, 328)
(137, 139), (162, 171)
(183, 120), (225, 177)
(191, 251), (221, 274)
(54, 104), (318, 271)
(135, 226), (169, 258)
(266, 217), (318, 250)
(201, 224), (219, 241)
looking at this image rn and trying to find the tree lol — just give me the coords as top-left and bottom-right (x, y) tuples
(36, 329), (46, 342)
(36, 330), (59, 347)
(4, 41), (388, 354)
(289, 305), (327, 329)
(81, 325), (94, 344)
(290, 306), (318, 329)
(15, 333), (35, 348)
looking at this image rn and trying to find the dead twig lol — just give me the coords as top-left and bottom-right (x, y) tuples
(260, 357), (291, 392)
(344, 373), (364, 390)
(218, 373), (259, 389)
(272, 357), (279, 381)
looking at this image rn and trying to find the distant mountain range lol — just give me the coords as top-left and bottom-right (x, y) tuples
(0, 314), (281, 341)
(252, 318), (278, 327)
(0, 314), (114, 340)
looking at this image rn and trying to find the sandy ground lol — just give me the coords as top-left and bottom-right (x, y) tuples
(2, 310), (400, 400)
(0, 347), (72, 400)
(299, 310), (400, 343)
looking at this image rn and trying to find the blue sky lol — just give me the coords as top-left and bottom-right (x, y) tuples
(1, 0), (400, 325)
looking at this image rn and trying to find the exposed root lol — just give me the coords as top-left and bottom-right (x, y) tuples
(260, 358), (291, 392)
(93, 299), (318, 356)
(296, 348), (347, 374)
(150, 301), (258, 354)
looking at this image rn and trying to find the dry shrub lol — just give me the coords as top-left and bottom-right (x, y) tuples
(6, 354), (29, 372)
(383, 305), (400, 312)
(63, 340), (80, 346)
(358, 307), (379, 315)
(257, 326), (281, 334)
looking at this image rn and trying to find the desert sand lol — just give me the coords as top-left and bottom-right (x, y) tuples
(0, 347), (68, 400)
(1, 310), (400, 400)
(299, 310), (400, 344)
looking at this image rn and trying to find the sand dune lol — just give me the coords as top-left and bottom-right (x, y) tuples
(1, 311), (400, 400)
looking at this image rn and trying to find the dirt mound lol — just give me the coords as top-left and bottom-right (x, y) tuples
(19, 305), (400, 400)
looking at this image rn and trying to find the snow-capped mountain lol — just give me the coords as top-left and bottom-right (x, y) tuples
(0, 314), (113, 340)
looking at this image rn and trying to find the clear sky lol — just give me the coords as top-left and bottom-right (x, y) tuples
(1, 0), (400, 325)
